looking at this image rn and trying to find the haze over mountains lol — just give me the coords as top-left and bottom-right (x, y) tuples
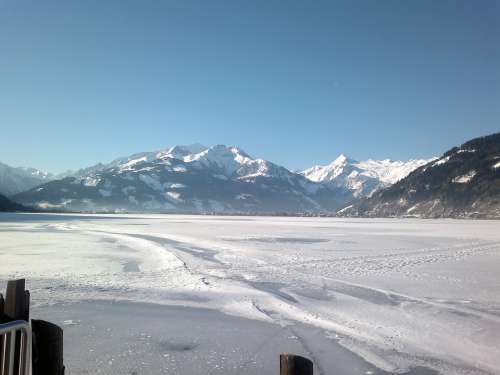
(2, 132), (499, 217)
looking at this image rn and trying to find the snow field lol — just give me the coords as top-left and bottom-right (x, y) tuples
(1, 213), (499, 374)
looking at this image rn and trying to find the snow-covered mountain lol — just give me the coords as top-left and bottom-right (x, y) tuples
(0, 162), (54, 196)
(60, 144), (296, 182)
(340, 133), (500, 218)
(301, 155), (434, 197)
(13, 145), (348, 213)
(11, 144), (436, 214)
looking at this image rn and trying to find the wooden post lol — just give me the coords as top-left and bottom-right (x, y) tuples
(4, 279), (29, 321)
(280, 353), (313, 375)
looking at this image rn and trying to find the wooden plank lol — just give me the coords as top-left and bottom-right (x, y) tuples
(4, 279), (28, 321)
(280, 353), (313, 375)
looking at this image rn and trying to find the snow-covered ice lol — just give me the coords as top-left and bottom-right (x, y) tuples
(0, 213), (499, 375)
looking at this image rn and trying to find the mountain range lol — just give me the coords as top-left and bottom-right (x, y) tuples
(6, 144), (428, 214)
(340, 133), (500, 218)
(0, 162), (54, 196)
(301, 154), (431, 198)
(2, 132), (498, 217)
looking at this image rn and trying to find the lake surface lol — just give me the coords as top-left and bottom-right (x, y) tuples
(1, 213), (499, 374)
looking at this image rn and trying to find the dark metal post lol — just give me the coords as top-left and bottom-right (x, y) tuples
(32, 319), (65, 375)
(280, 353), (313, 375)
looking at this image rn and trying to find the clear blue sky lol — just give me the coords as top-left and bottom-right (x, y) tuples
(0, 0), (499, 173)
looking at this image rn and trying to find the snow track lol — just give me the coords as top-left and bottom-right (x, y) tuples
(1, 214), (499, 374)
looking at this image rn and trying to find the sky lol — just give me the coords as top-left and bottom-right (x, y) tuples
(0, 0), (499, 173)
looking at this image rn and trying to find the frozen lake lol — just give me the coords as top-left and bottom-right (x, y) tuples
(0, 213), (499, 374)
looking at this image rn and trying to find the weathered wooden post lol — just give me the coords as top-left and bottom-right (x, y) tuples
(4, 279), (30, 321)
(280, 353), (313, 375)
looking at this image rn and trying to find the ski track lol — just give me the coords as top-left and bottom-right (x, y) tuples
(59, 226), (500, 374)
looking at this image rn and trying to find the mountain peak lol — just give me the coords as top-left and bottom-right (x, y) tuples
(209, 144), (250, 157)
(331, 153), (355, 166)
(163, 144), (207, 159)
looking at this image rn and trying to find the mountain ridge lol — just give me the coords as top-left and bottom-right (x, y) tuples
(0, 162), (54, 196)
(4, 134), (499, 217)
(301, 154), (433, 198)
(0, 192), (28, 212)
(339, 132), (500, 218)
(11, 144), (428, 213)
